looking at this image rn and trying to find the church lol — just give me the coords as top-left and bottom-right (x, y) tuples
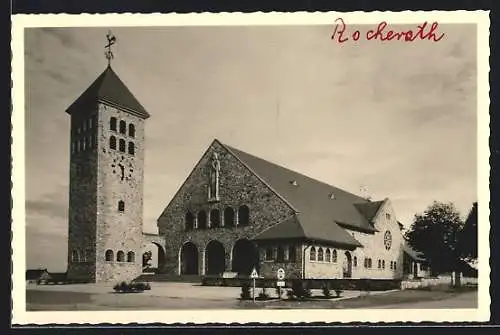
(64, 44), (425, 283)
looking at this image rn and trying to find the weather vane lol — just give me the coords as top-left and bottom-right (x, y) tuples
(104, 30), (117, 66)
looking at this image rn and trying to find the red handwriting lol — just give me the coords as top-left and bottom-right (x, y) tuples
(331, 18), (445, 43)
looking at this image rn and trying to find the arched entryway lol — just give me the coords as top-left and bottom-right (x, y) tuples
(205, 240), (226, 276)
(343, 251), (353, 278)
(231, 239), (259, 276)
(180, 242), (199, 275)
(142, 242), (166, 273)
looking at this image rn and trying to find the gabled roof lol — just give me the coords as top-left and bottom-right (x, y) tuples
(66, 66), (150, 119)
(219, 141), (383, 247)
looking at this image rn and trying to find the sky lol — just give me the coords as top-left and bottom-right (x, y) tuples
(23, 24), (477, 272)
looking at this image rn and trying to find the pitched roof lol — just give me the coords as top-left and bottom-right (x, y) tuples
(66, 66), (150, 119)
(220, 141), (382, 247)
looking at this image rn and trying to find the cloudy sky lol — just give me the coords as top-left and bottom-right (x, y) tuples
(24, 24), (477, 271)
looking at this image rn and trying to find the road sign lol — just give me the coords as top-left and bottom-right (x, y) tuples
(277, 280), (285, 287)
(277, 268), (285, 280)
(250, 268), (259, 279)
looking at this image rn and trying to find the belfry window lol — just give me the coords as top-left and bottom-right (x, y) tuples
(105, 249), (113, 261)
(129, 124), (135, 138)
(110, 117), (117, 131)
(118, 200), (125, 212)
(116, 251), (125, 262)
(119, 139), (126, 152)
(119, 120), (126, 134)
(128, 142), (135, 155)
(109, 136), (116, 150)
(310, 247), (316, 261)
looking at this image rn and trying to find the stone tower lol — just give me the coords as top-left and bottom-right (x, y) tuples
(65, 64), (150, 283)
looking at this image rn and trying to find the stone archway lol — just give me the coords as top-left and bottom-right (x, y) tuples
(205, 240), (225, 276)
(180, 242), (199, 275)
(142, 242), (166, 273)
(232, 239), (259, 276)
(343, 251), (353, 278)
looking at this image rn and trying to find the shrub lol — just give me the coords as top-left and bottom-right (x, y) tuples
(286, 289), (294, 300)
(113, 281), (146, 293)
(240, 282), (251, 300)
(335, 289), (342, 297)
(291, 280), (311, 299)
(321, 283), (332, 298)
(275, 287), (284, 299)
(257, 287), (270, 300)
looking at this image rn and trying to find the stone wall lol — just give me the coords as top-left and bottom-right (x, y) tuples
(94, 103), (145, 283)
(157, 140), (295, 275)
(257, 242), (303, 279)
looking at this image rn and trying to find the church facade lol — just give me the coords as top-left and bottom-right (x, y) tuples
(63, 62), (423, 283)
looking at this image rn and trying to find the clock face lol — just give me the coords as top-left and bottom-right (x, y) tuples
(384, 230), (392, 250)
(111, 155), (135, 183)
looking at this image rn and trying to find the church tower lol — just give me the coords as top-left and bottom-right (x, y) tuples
(65, 33), (150, 283)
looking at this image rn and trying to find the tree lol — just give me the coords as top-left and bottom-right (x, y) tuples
(405, 201), (464, 274)
(458, 202), (478, 260)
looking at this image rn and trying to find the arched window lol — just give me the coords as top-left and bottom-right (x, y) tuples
(390, 261), (393, 270)
(364, 257), (368, 268)
(105, 249), (113, 261)
(128, 142), (135, 155)
(265, 247), (273, 261)
(119, 139), (126, 152)
(368, 258), (372, 268)
(332, 249), (337, 263)
(71, 141), (76, 154)
(210, 209), (220, 228)
(394, 262), (397, 271)
(277, 246), (285, 262)
(110, 117), (117, 131)
(185, 211), (194, 231)
(354, 256), (358, 267)
(378, 259), (382, 269)
(238, 205), (249, 226)
(71, 249), (79, 262)
(382, 260), (385, 269)
(117, 251), (125, 262)
(129, 124), (135, 138)
(288, 245), (296, 262)
(224, 207), (235, 227)
(119, 120), (126, 134)
(81, 249), (87, 262)
(109, 136), (116, 150)
(310, 247), (316, 261)
(118, 200), (125, 212)
(127, 251), (135, 262)
(197, 210), (207, 229)
(82, 137), (86, 151)
(326, 249), (331, 262)
(318, 247), (324, 262)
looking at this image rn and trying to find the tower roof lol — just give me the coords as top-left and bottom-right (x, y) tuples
(66, 66), (150, 119)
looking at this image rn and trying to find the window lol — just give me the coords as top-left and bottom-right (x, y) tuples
(364, 258), (368, 268)
(390, 261), (393, 270)
(326, 249), (331, 262)
(310, 247), (316, 261)
(382, 260), (385, 269)
(185, 212), (194, 231)
(82, 137), (86, 151)
(421, 264), (428, 271)
(354, 256), (358, 267)
(72, 250), (79, 262)
(128, 142), (135, 155)
(119, 120), (126, 134)
(105, 249), (113, 261)
(265, 247), (274, 261)
(110, 117), (117, 131)
(386, 213), (391, 220)
(117, 251), (125, 262)
(368, 258), (372, 268)
(71, 141), (76, 154)
(83, 121), (87, 132)
(224, 207), (235, 227)
(127, 251), (135, 263)
(288, 246), (296, 262)
(197, 210), (207, 229)
(277, 246), (285, 262)
(119, 139), (126, 152)
(394, 262), (397, 271)
(332, 249), (337, 263)
(129, 124), (135, 138)
(109, 136), (116, 150)
(88, 117), (92, 129)
(318, 247), (324, 262)
(81, 249), (87, 262)
(238, 205), (249, 226)
(210, 209), (220, 228)
(118, 200), (125, 212)
(378, 259), (381, 269)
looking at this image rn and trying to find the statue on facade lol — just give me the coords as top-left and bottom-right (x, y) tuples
(208, 152), (220, 200)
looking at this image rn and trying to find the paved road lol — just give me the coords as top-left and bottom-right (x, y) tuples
(375, 291), (477, 309)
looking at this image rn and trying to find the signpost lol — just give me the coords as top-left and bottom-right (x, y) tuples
(250, 268), (258, 302)
(276, 268), (286, 300)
